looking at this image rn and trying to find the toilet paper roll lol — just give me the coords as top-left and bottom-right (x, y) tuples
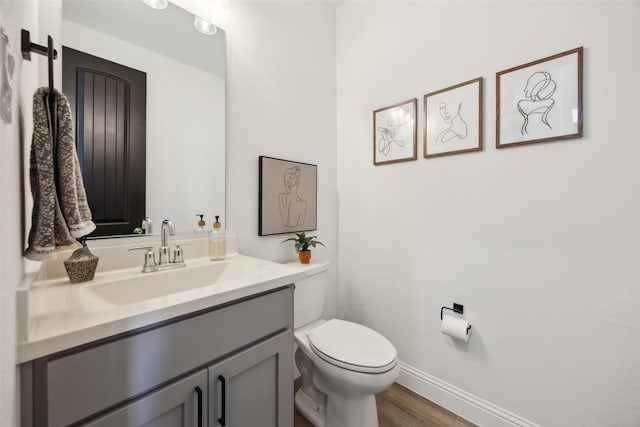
(441, 314), (471, 342)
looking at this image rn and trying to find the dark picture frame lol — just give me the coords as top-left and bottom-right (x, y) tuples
(423, 77), (483, 158)
(496, 47), (583, 148)
(373, 98), (417, 165)
(259, 156), (317, 236)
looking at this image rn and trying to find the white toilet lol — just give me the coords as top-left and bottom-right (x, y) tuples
(292, 262), (399, 427)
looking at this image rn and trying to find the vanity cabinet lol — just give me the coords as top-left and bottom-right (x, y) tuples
(86, 370), (208, 427)
(20, 285), (294, 427)
(208, 330), (292, 427)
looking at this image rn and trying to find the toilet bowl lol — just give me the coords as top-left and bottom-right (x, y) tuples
(291, 261), (399, 427)
(294, 319), (399, 427)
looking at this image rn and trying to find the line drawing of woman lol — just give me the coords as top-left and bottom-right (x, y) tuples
(436, 101), (467, 144)
(377, 105), (413, 156)
(377, 122), (405, 156)
(517, 71), (556, 135)
(279, 166), (307, 228)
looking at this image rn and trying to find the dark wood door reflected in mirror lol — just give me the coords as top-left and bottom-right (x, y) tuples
(62, 47), (146, 237)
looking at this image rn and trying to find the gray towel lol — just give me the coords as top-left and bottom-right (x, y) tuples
(25, 87), (96, 261)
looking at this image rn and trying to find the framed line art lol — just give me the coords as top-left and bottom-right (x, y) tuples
(497, 47), (583, 148)
(423, 77), (483, 158)
(259, 156), (317, 236)
(373, 98), (417, 165)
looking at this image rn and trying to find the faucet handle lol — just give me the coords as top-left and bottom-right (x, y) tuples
(129, 246), (156, 270)
(173, 244), (184, 264)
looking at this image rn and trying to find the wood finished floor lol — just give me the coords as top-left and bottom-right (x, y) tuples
(294, 379), (477, 427)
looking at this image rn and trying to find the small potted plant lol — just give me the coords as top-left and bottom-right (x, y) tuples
(282, 232), (325, 264)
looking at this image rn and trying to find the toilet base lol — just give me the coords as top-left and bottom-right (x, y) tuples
(315, 373), (379, 427)
(295, 387), (325, 427)
(295, 386), (379, 427)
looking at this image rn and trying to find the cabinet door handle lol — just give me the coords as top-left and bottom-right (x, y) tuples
(218, 375), (227, 426)
(194, 386), (203, 427)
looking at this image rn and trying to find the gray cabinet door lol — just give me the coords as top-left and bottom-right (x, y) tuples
(40, 287), (292, 427)
(86, 369), (207, 427)
(208, 330), (293, 427)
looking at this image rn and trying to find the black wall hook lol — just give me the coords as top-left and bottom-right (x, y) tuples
(20, 29), (57, 61)
(21, 29), (57, 95)
(21, 29), (58, 124)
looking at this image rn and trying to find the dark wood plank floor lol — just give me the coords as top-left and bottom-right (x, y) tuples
(294, 379), (477, 427)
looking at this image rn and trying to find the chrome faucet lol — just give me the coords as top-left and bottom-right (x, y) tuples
(129, 219), (185, 273)
(142, 217), (152, 234)
(159, 219), (175, 265)
(133, 216), (152, 234)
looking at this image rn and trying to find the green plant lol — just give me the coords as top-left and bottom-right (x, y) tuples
(281, 232), (325, 252)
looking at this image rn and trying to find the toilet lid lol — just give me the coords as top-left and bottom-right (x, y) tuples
(307, 319), (398, 374)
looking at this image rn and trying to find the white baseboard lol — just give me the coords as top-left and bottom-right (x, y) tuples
(397, 362), (542, 427)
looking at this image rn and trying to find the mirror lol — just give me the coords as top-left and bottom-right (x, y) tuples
(61, 0), (225, 236)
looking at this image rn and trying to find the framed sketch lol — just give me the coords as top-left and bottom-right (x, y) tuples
(259, 156), (317, 236)
(496, 47), (583, 148)
(373, 98), (417, 165)
(423, 77), (483, 158)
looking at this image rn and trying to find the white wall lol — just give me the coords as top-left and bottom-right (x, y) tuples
(1, 2), (337, 424)
(336, 2), (640, 426)
(226, 2), (338, 318)
(12, 1), (638, 426)
(62, 20), (225, 234)
(0, 1), (60, 425)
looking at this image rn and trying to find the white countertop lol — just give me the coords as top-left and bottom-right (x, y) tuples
(284, 259), (330, 277)
(17, 254), (306, 363)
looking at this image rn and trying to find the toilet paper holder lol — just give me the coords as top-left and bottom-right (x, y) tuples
(440, 303), (472, 339)
(440, 303), (465, 320)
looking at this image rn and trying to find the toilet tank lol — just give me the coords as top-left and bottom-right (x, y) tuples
(289, 261), (330, 329)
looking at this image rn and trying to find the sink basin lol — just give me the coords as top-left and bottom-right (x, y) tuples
(18, 238), (308, 363)
(81, 260), (267, 307)
(26, 258), (273, 318)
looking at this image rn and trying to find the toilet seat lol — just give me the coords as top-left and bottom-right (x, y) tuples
(307, 319), (398, 374)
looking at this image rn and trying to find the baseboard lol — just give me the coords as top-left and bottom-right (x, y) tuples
(397, 362), (542, 427)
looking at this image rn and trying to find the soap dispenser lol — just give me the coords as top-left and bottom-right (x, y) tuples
(194, 214), (207, 233)
(209, 215), (225, 261)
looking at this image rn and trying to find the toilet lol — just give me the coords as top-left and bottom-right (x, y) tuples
(292, 261), (399, 427)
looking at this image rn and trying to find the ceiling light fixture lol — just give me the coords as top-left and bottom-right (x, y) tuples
(142, 0), (168, 9)
(194, 16), (218, 35)
(141, 0), (220, 36)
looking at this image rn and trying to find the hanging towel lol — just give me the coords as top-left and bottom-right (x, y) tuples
(25, 87), (96, 261)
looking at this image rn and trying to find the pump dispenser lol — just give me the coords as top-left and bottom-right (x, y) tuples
(195, 214), (207, 233)
(209, 215), (225, 260)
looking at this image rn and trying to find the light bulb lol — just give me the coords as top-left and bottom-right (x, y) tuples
(194, 16), (218, 35)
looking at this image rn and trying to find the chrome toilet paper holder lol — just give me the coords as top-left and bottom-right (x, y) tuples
(440, 303), (464, 320)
